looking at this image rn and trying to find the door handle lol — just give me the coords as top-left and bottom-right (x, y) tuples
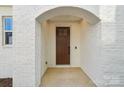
(68, 46), (70, 55)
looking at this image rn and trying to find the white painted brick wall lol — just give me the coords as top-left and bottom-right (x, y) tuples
(0, 5), (124, 87)
(13, 6), (36, 86)
(100, 6), (124, 86)
(0, 6), (13, 78)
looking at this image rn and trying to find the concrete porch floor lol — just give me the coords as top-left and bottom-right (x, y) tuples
(40, 67), (96, 87)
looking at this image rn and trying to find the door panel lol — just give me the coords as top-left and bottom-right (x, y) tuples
(56, 27), (70, 65)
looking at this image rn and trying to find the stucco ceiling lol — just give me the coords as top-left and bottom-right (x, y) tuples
(47, 15), (82, 22)
(36, 6), (100, 25)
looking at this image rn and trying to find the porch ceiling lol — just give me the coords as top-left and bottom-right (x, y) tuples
(47, 15), (82, 22)
(36, 6), (100, 25)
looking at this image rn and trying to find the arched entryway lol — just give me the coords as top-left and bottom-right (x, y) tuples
(35, 6), (100, 86)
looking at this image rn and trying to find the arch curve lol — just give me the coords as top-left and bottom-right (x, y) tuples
(36, 6), (100, 25)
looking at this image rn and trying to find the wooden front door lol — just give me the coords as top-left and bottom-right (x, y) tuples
(56, 27), (70, 65)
